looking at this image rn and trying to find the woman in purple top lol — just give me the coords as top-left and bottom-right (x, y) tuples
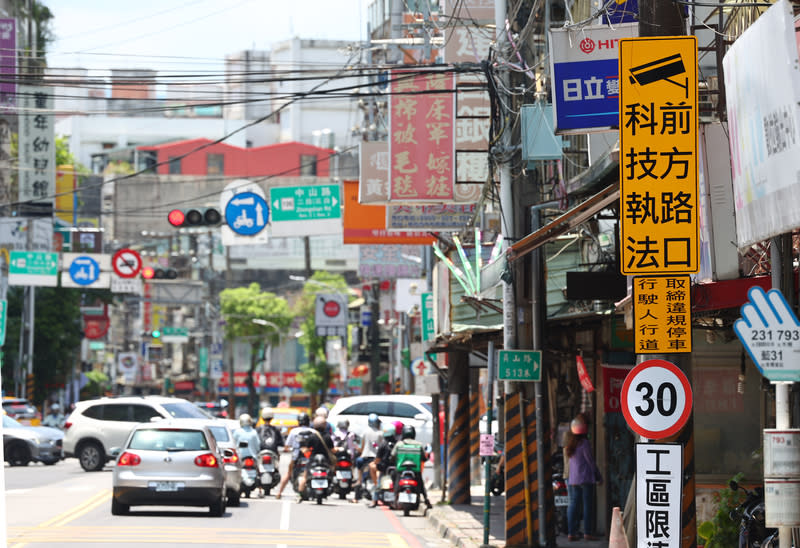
(565, 414), (601, 541)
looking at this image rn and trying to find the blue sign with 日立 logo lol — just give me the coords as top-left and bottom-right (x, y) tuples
(548, 24), (638, 134)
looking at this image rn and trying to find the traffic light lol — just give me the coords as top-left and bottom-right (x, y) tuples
(151, 329), (161, 339)
(167, 207), (222, 228)
(141, 267), (178, 280)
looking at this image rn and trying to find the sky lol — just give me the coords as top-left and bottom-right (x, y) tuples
(47, 0), (369, 74)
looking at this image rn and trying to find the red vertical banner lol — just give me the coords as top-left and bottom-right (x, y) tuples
(602, 364), (633, 413)
(389, 70), (455, 201)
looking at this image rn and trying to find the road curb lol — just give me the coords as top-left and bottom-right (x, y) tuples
(426, 505), (482, 548)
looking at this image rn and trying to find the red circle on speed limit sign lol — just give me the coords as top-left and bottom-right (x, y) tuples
(621, 359), (692, 440)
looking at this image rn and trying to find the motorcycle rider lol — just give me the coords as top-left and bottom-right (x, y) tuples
(354, 413), (382, 502)
(391, 424), (433, 509)
(295, 416), (335, 502)
(42, 403), (65, 429)
(368, 423), (400, 507)
(257, 408), (284, 451)
(314, 406), (334, 436)
(274, 411), (313, 500)
(232, 413), (261, 459)
(332, 419), (358, 461)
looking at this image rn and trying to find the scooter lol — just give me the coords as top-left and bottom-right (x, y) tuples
(257, 448), (280, 496)
(332, 446), (355, 499)
(377, 465), (396, 507)
(552, 449), (568, 535)
(729, 479), (779, 547)
(395, 459), (421, 516)
(305, 453), (333, 504)
(240, 454), (259, 498)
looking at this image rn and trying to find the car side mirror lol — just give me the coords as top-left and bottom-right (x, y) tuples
(414, 413), (428, 421)
(239, 441), (249, 449)
(222, 448), (235, 459)
(109, 447), (121, 458)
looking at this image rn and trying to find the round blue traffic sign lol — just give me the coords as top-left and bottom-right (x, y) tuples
(225, 191), (269, 236)
(69, 255), (100, 286)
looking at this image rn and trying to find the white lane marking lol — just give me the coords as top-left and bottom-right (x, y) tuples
(278, 500), (290, 548)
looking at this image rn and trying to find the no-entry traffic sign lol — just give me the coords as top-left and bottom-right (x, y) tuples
(112, 248), (142, 278)
(621, 359), (692, 440)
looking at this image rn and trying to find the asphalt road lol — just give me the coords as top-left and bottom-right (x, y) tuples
(4, 455), (451, 548)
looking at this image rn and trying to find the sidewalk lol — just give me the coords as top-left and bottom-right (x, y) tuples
(425, 485), (608, 548)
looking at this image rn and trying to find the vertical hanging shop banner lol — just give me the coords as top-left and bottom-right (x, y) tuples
(0, 19), (15, 110)
(389, 70), (455, 202)
(18, 86), (55, 210)
(633, 275), (692, 353)
(359, 141), (390, 204)
(619, 37), (699, 275)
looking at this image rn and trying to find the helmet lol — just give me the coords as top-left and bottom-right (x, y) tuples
(393, 420), (404, 436)
(367, 413), (380, 428)
(402, 425), (416, 440)
(297, 412), (310, 427)
(313, 416), (328, 432)
(570, 417), (588, 435)
(50, 403), (61, 413)
(382, 424), (396, 438)
(315, 406), (329, 418)
(337, 419), (350, 431)
(261, 408), (273, 421)
(239, 413), (253, 428)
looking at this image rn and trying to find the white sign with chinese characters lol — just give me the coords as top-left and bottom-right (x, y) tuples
(18, 85), (55, 206)
(636, 443), (682, 548)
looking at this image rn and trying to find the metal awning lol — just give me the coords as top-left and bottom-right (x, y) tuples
(508, 182), (620, 263)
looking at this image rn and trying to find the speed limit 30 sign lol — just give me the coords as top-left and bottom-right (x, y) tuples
(621, 359), (693, 440)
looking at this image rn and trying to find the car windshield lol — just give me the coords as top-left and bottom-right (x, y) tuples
(274, 413), (298, 421)
(207, 425), (230, 442)
(2, 415), (22, 428)
(129, 429), (209, 451)
(420, 402), (432, 413)
(161, 402), (213, 419)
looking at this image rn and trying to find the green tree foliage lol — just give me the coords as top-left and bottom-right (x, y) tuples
(10, 0), (54, 61)
(82, 370), (109, 398)
(4, 287), (83, 405)
(697, 473), (747, 547)
(219, 283), (291, 416)
(294, 272), (350, 407)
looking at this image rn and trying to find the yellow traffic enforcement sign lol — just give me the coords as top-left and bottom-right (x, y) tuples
(619, 36), (699, 275)
(634, 275), (692, 353)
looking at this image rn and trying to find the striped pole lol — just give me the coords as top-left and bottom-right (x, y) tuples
(664, 417), (697, 548)
(469, 389), (480, 458)
(447, 392), (471, 504)
(505, 392), (543, 546)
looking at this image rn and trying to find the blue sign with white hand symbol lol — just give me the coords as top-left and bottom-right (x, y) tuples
(733, 286), (800, 382)
(225, 191), (269, 236)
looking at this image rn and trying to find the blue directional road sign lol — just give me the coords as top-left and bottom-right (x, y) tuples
(69, 255), (100, 286)
(225, 191), (269, 236)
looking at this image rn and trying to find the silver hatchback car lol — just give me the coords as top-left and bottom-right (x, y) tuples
(111, 422), (226, 516)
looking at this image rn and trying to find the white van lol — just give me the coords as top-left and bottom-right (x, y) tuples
(328, 395), (434, 447)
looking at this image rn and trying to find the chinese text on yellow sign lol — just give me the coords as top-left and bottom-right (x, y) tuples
(634, 276), (692, 353)
(619, 37), (699, 275)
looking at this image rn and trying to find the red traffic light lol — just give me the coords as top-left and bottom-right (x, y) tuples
(167, 209), (185, 227)
(141, 266), (155, 279)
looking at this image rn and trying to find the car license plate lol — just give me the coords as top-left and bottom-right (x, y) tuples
(311, 479), (328, 489)
(383, 491), (395, 502)
(261, 473), (272, 484)
(555, 495), (569, 507)
(149, 481), (183, 492)
(263, 464), (275, 472)
(245, 469), (257, 479)
(336, 470), (352, 479)
(398, 492), (416, 504)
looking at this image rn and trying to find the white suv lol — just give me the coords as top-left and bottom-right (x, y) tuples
(328, 395), (434, 447)
(63, 396), (213, 471)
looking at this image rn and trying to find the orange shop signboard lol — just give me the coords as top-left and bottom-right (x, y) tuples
(342, 180), (435, 245)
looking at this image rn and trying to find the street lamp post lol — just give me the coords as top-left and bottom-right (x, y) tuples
(252, 318), (284, 405)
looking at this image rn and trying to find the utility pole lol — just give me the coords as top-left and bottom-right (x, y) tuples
(369, 282), (380, 395)
(634, 4), (697, 547)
